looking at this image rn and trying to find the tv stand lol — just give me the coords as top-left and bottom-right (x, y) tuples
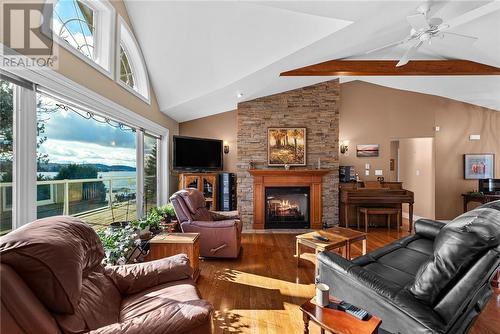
(178, 172), (219, 210)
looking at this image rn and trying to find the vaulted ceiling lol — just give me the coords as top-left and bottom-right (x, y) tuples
(125, 1), (500, 122)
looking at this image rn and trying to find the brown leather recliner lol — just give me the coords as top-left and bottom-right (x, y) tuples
(0, 216), (213, 334)
(170, 188), (242, 258)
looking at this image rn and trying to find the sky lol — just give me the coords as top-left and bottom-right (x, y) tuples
(37, 94), (137, 167)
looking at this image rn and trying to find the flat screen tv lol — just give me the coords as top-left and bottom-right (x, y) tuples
(173, 136), (223, 171)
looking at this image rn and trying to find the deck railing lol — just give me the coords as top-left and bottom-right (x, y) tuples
(0, 176), (138, 216)
(0, 175), (158, 234)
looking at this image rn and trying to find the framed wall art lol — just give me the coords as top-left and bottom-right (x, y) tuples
(267, 128), (306, 166)
(464, 154), (495, 179)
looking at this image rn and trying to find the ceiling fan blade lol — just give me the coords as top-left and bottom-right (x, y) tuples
(441, 2), (500, 31)
(406, 13), (430, 31)
(396, 41), (423, 67)
(364, 36), (413, 55)
(442, 31), (478, 44)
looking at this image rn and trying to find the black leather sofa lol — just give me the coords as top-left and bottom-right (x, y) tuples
(318, 201), (500, 334)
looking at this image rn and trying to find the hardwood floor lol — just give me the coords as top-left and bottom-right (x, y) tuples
(197, 223), (500, 334)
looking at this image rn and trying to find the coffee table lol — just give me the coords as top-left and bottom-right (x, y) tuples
(300, 297), (381, 334)
(296, 227), (367, 272)
(296, 231), (347, 274)
(325, 227), (367, 260)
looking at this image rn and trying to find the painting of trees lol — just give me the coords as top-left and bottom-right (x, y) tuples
(268, 128), (306, 166)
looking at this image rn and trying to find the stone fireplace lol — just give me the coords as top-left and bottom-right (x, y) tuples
(265, 186), (310, 229)
(237, 79), (340, 230)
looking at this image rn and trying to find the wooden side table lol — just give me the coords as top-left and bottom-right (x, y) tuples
(300, 298), (381, 334)
(462, 193), (500, 212)
(145, 233), (200, 281)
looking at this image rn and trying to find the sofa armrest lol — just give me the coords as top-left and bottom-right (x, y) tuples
(105, 254), (192, 295)
(414, 219), (446, 239)
(191, 219), (239, 228)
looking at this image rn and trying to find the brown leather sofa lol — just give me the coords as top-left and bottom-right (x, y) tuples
(0, 216), (213, 334)
(170, 188), (242, 258)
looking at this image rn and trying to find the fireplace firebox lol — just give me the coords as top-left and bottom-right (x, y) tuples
(265, 187), (310, 229)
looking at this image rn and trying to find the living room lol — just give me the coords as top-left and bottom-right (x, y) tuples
(1, 1), (499, 334)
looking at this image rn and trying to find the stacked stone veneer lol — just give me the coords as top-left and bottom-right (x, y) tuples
(236, 79), (340, 230)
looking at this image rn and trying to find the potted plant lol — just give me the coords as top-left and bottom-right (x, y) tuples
(97, 225), (140, 265)
(145, 207), (163, 235)
(157, 203), (177, 223)
(157, 203), (179, 232)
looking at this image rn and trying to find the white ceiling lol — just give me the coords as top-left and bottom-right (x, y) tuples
(125, 1), (500, 122)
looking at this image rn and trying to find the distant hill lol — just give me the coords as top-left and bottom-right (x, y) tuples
(38, 163), (136, 172)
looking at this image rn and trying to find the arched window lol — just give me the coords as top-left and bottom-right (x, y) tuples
(51, 0), (115, 76)
(117, 17), (150, 102)
(120, 46), (135, 89)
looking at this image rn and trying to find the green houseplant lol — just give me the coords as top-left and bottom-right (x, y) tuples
(97, 225), (139, 266)
(157, 203), (177, 221)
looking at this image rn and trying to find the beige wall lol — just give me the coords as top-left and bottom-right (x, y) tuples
(340, 81), (500, 220)
(179, 110), (237, 172)
(435, 103), (500, 218)
(399, 138), (435, 219)
(339, 81), (435, 181)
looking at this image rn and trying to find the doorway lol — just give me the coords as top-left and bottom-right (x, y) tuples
(391, 138), (435, 219)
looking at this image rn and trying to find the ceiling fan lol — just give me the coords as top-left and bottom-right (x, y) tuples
(368, 2), (485, 67)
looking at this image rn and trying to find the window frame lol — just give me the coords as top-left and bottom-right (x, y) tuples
(47, 0), (116, 78)
(116, 16), (151, 104)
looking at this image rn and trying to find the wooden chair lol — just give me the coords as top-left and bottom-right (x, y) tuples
(358, 207), (401, 237)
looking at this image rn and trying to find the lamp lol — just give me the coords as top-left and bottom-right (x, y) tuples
(340, 140), (349, 154)
(223, 141), (229, 154)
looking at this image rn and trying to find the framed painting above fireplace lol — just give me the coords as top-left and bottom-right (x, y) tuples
(268, 127), (306, 166)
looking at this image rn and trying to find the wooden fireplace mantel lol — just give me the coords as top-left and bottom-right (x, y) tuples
(249, 169), (331, 229)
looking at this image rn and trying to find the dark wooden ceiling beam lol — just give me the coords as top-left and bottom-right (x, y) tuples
(280, 60), (500, 76)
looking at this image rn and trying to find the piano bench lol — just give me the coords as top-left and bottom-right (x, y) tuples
(358, 207), (401, 236)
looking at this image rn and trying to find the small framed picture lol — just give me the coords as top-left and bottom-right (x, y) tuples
(356, 144), (379, 157)
(464, 154), (495, 179)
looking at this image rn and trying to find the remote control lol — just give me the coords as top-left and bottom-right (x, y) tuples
(338, 301), (369, 320)
(313, 234), (329, 242)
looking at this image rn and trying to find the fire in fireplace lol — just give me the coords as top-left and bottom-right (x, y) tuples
(265, 187), (310, 229)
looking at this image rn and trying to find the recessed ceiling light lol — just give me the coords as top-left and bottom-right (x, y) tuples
(237, 92), (244, 98)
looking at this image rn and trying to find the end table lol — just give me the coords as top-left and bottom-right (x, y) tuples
(145, 233), (200, 281)
(300, 297), (381, 334)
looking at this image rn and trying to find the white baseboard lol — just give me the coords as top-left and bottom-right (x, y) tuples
(402, 212), (450, 223)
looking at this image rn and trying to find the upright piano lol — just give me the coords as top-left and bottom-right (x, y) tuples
(340, 182), (415, 232)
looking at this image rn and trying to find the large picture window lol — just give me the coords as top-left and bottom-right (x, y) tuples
(36, 93), (138, 227)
